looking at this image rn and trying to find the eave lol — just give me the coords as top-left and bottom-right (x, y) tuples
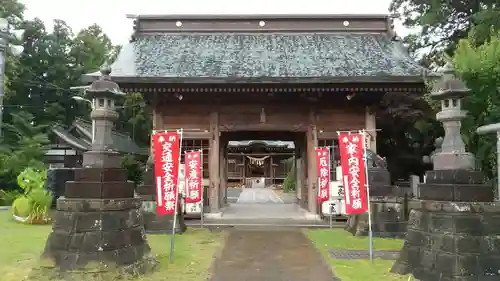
(82, 74), (431, 85)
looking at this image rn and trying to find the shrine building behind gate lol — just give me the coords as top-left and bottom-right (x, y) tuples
(83, 14), (427, 215)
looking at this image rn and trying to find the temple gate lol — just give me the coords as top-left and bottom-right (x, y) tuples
(83, 14), (426, 216)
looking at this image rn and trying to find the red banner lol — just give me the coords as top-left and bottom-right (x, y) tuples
(184, 150), (202, 203)
(338, 133), (368, 214)
(153, 131), (181, 215)
(315, 147), (330, 203)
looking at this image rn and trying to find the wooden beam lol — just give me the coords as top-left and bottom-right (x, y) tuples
(227, 153), (295, 156)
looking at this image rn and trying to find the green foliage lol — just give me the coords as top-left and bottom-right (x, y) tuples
(116, 92), (153, 147)
(0, 189), (21, 206)
(390, 0), (500, 66)
(12, 168), (51, 224)
(1, 2), (147, 192)
(454, 34), (500, 178)
(17, 167), (47, 193)
(121, 154), (144, 184)
(12, 196), (30, 217)
(0, 111), (49, 190)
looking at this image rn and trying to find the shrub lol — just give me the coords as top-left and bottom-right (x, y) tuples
(11, 168), (52, 224)
(0, 189), (21, 206)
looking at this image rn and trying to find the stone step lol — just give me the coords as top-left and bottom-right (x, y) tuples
(185, 218), (345, 229)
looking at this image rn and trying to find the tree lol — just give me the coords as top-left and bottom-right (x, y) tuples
(454, 33), (500, 179)
(375, 91), (441, 179)
(1, 0), (25, 104)
(70, 24), (115, 74)
(390, 0), (500, 66)
(1, 8), (124, 189)
(0, 111), (49, 190)
(0, 0), (25, 23)
(116, 92), (152, 147)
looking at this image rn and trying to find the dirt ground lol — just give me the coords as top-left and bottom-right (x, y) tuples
(209, 229), (339, 281)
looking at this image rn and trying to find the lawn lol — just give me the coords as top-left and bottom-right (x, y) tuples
(0, 211), (225, 281)
(305, 229), (412, 281)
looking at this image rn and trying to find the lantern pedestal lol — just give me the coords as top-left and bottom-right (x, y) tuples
(137, 170), (186, 234)
(38, 68), (156, 278)
(345, 168), (409, 238)
(40, 168), (157, 277)
(391, 200), (500, 280)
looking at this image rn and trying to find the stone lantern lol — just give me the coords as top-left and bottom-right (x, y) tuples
(416, 63), (490, 202)
(429, 62), (475, 170)
(40, 68), (156, 277)
(82, 66), (124, 168)
(391, 63), (500, 281)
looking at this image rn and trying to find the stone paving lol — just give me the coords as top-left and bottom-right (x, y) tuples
(221, 188), (317, 220)
(209, 229), (340, 281)
(328, 249), (400, 260)
(236, 187), (286, 204)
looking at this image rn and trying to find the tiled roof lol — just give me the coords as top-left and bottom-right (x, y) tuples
(84, 33), (426, 82)
(51, 120), (148, 155)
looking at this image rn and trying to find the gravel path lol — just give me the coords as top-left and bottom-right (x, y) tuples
(209, 229), (339, 281)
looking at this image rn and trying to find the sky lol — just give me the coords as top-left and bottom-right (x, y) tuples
(20, 0), (414, 45)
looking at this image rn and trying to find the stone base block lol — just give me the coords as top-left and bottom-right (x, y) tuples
(82, 150), (122, 168)
(425, 169), (485, 184)
(41, 197), (157, 274)
(74, 168), (128, 182)
(369, 185), (395, 197)
(368, 168), (391, 184)
(420, 170), (493, 201)
(64, 167), (135, 199)
(137, 184), (155, 197)
(345, 197), (408, 239)
(65, 181), (135, 198)
(391, 200), (500, 281)
(367, 168), (393, 197)
(141, 201), (186, 234)
(419, 183), (493, 202)
(46, 168), (75, 208)
(432, 152), (475, 171)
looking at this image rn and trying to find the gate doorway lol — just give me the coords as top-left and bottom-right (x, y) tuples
(215, 131), (320, 222)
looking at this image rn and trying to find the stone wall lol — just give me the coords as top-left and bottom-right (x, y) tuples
(46, 168), (75, 208)
(42, 197), (156, 273)
(391, 200), (500, 280)
(344, 168), (414, 238)
(136, 170), (186, 234)
(345, 196), (409, 238)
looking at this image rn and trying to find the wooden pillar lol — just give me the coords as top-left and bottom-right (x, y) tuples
(209, 111), (220, 213)
(269, 157), (274, 185)
(365, 106), (377, 153)
(306, 109), (318, 214)
(295, 135), (306, 207)
(149, 94), (162, 160)
(242, 155), (246, 185)
(220, 138), (228, 207)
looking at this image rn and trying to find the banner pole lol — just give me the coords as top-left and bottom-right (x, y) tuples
(327, 146), (333, 228)
(362, 129), (374, 263)
(200, 149), (204, 228)
(169, 128), (183, 264)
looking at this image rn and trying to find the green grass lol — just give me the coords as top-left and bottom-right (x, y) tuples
(305, 229), (411, 281)
(0, 211), (225, 281)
